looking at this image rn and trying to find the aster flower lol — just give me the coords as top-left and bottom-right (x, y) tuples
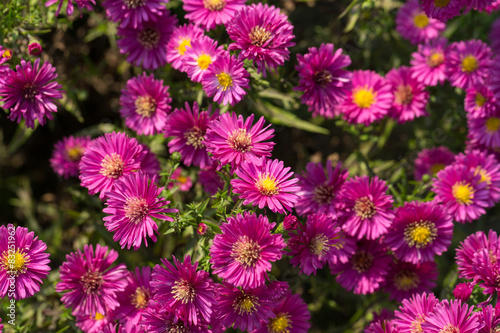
(267, 281), (289, 302)
(45, 0), (95, 16)
(337, 175), (395, 240)
(432, 163), (490, 223)
(103, 172), (177, 250)
(116, 8), (178, 70)
(383, 261), (438, 302)
(490, 18), (500, 54)
(79, 131), (146, 199)
(453, 282), (474, 301)
(76, 312), (113, 333)
(183, 0), (245, 30)
(464, 84), (498, 119)
(0, 46), (11, 65)
(232, 158), (300, 213)
(0, 58), (64, 129)
(168, 167), (193, 192)
(202, 53), (250, 106)
(393, 292), (439, 333)
(339, 70), (393, 126)
(365, 319), (400, 333)
(456, 230), (499, 280)
(119, 72), (172, 136)
(385, 201), (453, 264)
(166, 24), (204, 71)
(141, 301), (206, 333)
(210, 212), (286, 289)
(50, 135), (91, 179)
(183, 36), (227, 83)
(102, 0), (167, 28)
(283, 214), (299, 231)
(294, 43), (352, 118)
(446, 39), (493, 89)
(0, 225), (50, 300)
(396, 0), (445, 45)
(477, 304), (500, 333)
(386, 66), (429, 123)
(421, 299), (480, 333)
(410, 38), (449, 86)
(28, 42), (43, 56)
(471, 248), (500, 296)
(227, 3), (295, 76)
(204, 112), (275, 169)
(420, 0), (465, 21)
(467, 108), (500, 148)
(198, 165), (224, 195)
(413, 146), (455, 181)
(56, 244), (127, 316)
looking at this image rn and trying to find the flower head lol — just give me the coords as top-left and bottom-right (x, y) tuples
(410, 38), (449, 86)
(396, 0), (445, 45)
(183, 0), (246, 30)
(28, 42), (43, 56)
(102, 0), (167, 28)
(183, 36), (227, 83)
(464, 84), (498, 119)
(414, 146), (455, 181)
(467, 108), (500, 149)
(420, 0), (465, 21)
(166, 24), (204, 70)
(50, 135), (91, 179)
(456, 230), (499, 280)
(453, 282), (474, 302)
(168, 167), (193, 192)
(141, 301), (206, 332)
(394, 292), (439, 333)
(421, 300), (480, 333)
(383, 261), (438, 302)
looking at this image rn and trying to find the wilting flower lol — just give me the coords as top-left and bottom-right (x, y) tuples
(410, 38), (449, 86)
(102, 0), (167, 28)
(166, 24), (204, 70)
(50, 135), (91, 179)
(421, 299), (480, 333)
(393, 292), (439, 333)
(383, 261), (438, 302)
(396, 0), (445, 45)
(413, 146), (455, 180)
(183, 0), (245, 30)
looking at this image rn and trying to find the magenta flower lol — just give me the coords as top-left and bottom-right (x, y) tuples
(394, 292), (439, 333)
(183, 0), (245, 30)
(103, 172), (177, 250)
(488, 57), (500, 102)
(0, 58), (64, 129)
(166, 24), (204, 70)
(467, 109), (500, 149)
(464, 84), (498, 119)
(477, 304), (500, 333)
(28, 42), (43, 56)
(56, 244), (127, 316)
(50, 135), (91, 179)
(227, 3), (295, 76)
(232, 158), (300, 214)
(45, 0), (95, 16)
(168, 167), (193, 192)
(79, 131), (146, 199)
(453, 282), (474, 301)
(421, 300), (480, 333)
(141, 301), (206, 333)
(102, 0), (167, 28)
(365, 319), (400, 333)
(420, 0), (465, 21)
(410, 38), (449, 86)
(339, 70), (393, 126)
(471, 248), (500, 296)
(456, 230), (499, 280)
(490, 18), (500, 54)
(183, 36), (227, 83)
(210, 212), (285, 289)
(396, 0), (445, 45)
(294, 43), (352, 118)
(338, 175), (395, 240)
(116, 8), (178, 70)
(414, 146), (455, 181)
(202, 54), (250, 106)
(0, 225), (50, 300)
(119, 72), (172, 136)
(383, 261), (438, 302)
(75, 312), (113, 333)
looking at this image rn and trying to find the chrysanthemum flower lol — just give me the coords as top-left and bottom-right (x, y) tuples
(168, 167), (193, 192)
(383, 261), (438, 302)
(204, 112), (275, 169)
(410, 38), (449, 86)
(385, 201), (453, 264)
(295, 160), (349, 218)
(150, 256), (216, 325)
(183, 36), (227, 83)
(432, 163), (490, 223)
(198, 165), (224, 195)
(102, 0), (167, 28)
(56, 244), (127, 316)
(50, 135), (91, 179)
(164, 102), (217, 169)
(267, 280), (290, 302)
(141, 301), (206, 332)
(103, 172), (177, 250)
(339, 70), (393, 126)
(116, 8), (178, 70)
(0, 225), (50, 300)
(453, 282), (474, 301)
(467, 109), (500, 149)
(420, 0), (465, 21)
(490, 18), (500, 54)
(0, 58), (64, 129)
(166, 24), (204, 71)
(227, 3), (295, 76)
(294, 43), (352, 118)
(456, 230), (499, 280)
(28, 42), (43, 56)
(394, 292), (439, 333)
(45, 0), (95, 16)
(210, 212), (286, 289)
(337, 175), (395, 240)
(232, 158), (300, 213)
(202, 54), (250, 106)
(446, 39), (493, 89)
(476, 304), (500, 333)
(119, 72), (172, 136)
(183, 0), (245, 30)
(471, 248), (500, 295)
(79, 131), (146, 199)
(421, 300), (480, 333)
(396, 0), (445, 45)
(414, 146), (455, 181)
(464, 84), (498, 119)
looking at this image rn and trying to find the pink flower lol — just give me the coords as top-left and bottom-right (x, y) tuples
(183, 0), (245, 30)
(50, 135), (91, 179)
(183, 35), (227, 83)
(166, 24), (204, 70)
(396, 0), (445, 44)
(410, 38), (449, 87)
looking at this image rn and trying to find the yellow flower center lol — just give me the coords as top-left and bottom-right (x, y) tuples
(486, 117), (500, 133)
(430, 163), (446, 175)
(309, 233), (328, 256)
(134, 95), (156, 117)
(100, 153), (125, 179)
(1, 251), (29, 276)
(354, 196), (376, 219)
(461, 55), (479, 73)
(216, 72), (233, 91)
(353, 88), (375, 109)
(203, 0), (226, 11)
(413, 13), (429, 28)
(229, 128), (252, 153)
(231, 236), (262, 268)
(434, 0), (451, 8)
(475, 166), (491, 185)
(233, 293), (259, 315)
(131, 286), (150, 309)
(394, 270), (420, 291)
(2, 49), (12, 58)
(197, 53), (212, 70)
(172, 279), (196, 304)
(404, 220), (437, 248)
(66, 146), (85, 162)
(124, 196), (149, 224)
(268, 313), (291, 333)
(249, 26), (272, 47)
(94, 312), (105, 320)
(475, 93), (486, 107)
(256, 173), (279, 196)
(452, 182), (474, 205)
(177, 38), (191, 55)
(428, 52), (445, 67)
(440, 324), (461, 333)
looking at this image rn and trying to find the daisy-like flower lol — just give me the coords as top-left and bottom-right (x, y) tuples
(456, 230), (499, 280)
(103, 172), (177, 250)
(410, 38), (449, 86)
(202, 53), (250, 106)
(471, 248), (500, 295)
(467, 108), (500, 148)
(383, 261), (438, 302)
(339, 70), (393, 126)
(150, 256), (216, 325)
(204, 112), (275, 169)
(183, 0), (245, 30)
(420, 0), (465, 21)
(79, 131), (146, 199)
(295, 160), (349, 218)
(385, 201), (453, 264)
(56, 244), (127, 316)
(116, 8), (178, 70)
(331, 239), (392, 295)
(477, 304), (500, 333)
(394, 292), (439, 333)
(464, 84), (498, 119)
(166, 24), (204, 71)
(141, 301), (206, 333)
(75, 312), (113, 333)
(294, 43), (352, 118)
(210, 212), (286, 289)
(102, 0), (167, 28)
(432, 164), (489, 223)
(0, 47), (11, 88)
(337, 175), (395, 240)
(0, 58), (64, 129)
(446, 39), (493, 89)
(453, 282), (474, 301)
(421, 299), (480, 333)
(227, 3), (295, 76)
(50, 135), (91, 179)
(45, 0), (95, 16)
(396, 0), (445, 45)
(0, 225), (50, 300)
(413, 146), (455, 181)
(183, 36), (227, 83)
(164, 102), (218, 169)
(119, 72), (172, 136)
(168, 167), (193, 192)
(231, 158), (300, 213)
(287, 213), (355, 275)
(490, 18), (500, 54)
